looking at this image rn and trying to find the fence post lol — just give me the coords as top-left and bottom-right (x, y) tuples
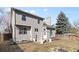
(0, 33), (4, 44)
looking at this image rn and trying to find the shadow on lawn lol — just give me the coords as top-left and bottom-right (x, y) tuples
(0, 41), (24, 52)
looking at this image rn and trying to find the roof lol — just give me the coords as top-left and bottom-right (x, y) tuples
(43, 22), (52, 29)
(43, 22), (55, 30)
(11, 8), (44, 20)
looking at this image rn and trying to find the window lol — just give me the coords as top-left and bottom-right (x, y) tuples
(35, 28), (37, 32)
(38, 19), (40, 24)
(44, 29), (45, 31)
(19, 27), (27, 34)
(19, 29), (23, 34)
(35, 28), (38, 32)
(37, 29), (38, 32)
(22, 15), (26, 21)
(44, 32), (46, 35)
(24, 28), (27, 34)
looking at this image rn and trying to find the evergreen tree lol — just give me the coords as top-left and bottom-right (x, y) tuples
(56, 11), (71, 34)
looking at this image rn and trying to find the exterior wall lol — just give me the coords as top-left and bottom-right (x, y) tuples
(12, 10), (44, 43)
(31, 20), (43, 42)
(42, 26), (48, 40)
(51, 30), (56, 37)
(15, 26), (31, 42)
(15, 13), (32, 26)
(42, 25), (56, 41)
(47, 30), (51, 38)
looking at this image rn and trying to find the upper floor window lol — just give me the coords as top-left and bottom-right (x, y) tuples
(38, 19), (40, 24)
(22, 15), (26, 21)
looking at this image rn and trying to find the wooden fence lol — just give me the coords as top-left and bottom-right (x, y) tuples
(55, 33), (79, 40)
(0, 33), (12, 44)
(0, 33), (4, 43)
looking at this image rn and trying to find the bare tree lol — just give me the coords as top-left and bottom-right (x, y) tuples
(74, 21), (79, 26)
(0, 8), (11, 33)
(73, 20), (79, 31)
(0, 8), (4, 23)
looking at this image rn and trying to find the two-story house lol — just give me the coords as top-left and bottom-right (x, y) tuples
(11, 8), (45, 44)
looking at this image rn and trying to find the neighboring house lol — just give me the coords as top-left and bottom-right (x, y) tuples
(43, 23), (56, 41)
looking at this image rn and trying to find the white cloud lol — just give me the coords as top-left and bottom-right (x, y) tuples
(23, 10), (28, 12)
(0, 8), (10, 15)
(25, 10), (28, 12)
(43, 9), (48, 12)
(30, 10), (36, 14)
(4, 8), (11, 12)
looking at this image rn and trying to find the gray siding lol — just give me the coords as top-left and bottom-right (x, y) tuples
(12, 11), (44, 42)
(15, 26), (31, 41)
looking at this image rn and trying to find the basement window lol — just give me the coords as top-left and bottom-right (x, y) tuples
(35, 28), (38, 32)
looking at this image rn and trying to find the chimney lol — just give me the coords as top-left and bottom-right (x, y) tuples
(46, 16), (51, 25)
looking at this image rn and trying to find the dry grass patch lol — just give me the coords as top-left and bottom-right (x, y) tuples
(18, 39), (79, 52)
(0, 38), (79, 52)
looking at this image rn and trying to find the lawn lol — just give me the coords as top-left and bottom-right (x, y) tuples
(17, 39), (79, 52)
(0, 39), (79, 52)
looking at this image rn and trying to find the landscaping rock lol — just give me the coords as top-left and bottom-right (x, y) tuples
(48, 47), (68, 52)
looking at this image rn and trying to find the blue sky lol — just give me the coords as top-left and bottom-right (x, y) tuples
(17, 7), (79, 25)
(1, 7), (79, 25)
